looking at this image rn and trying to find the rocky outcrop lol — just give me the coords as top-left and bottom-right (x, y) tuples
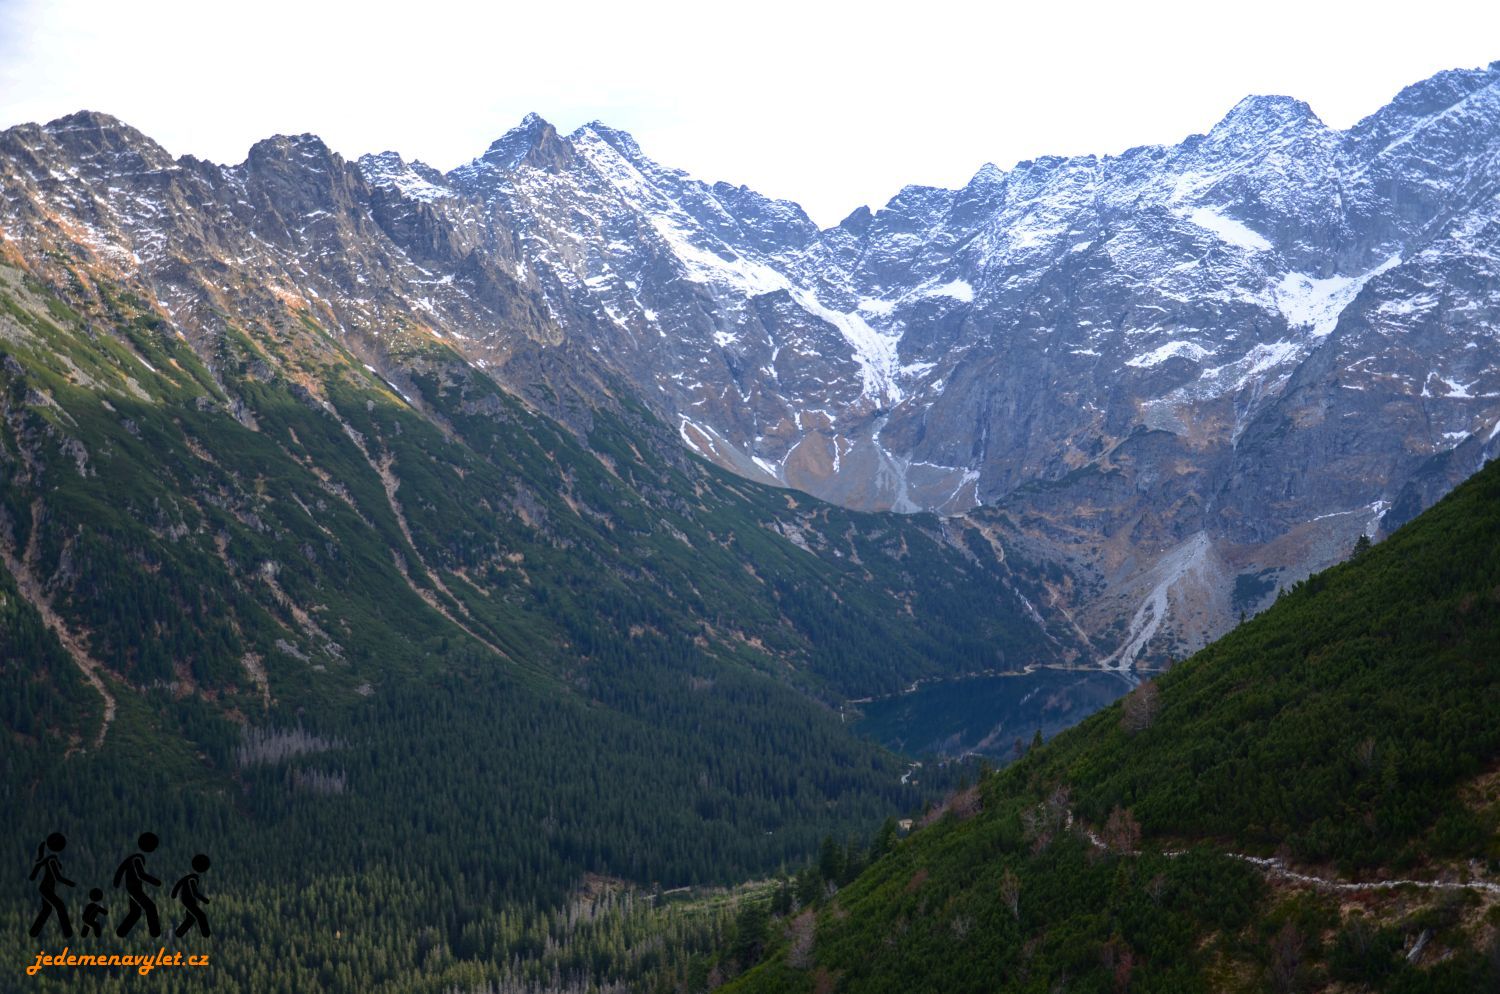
(4, 61), (1499, 670)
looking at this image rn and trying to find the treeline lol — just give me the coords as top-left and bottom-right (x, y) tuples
(721, 451), (1500, 992)
(1, 267), (1020, 991)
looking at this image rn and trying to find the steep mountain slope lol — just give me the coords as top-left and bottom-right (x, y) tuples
(5, 65), (1498, 673)
(0, 228), (1063, 990)
(346, 61), (1500, 668)
(2, 56), (1497, 994)
(722, 454), (1500, 993)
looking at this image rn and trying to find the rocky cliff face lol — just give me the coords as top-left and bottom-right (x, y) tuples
(4, 62), (1498, 671)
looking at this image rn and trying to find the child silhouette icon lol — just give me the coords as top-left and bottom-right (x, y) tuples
(81, 889), (107, 937)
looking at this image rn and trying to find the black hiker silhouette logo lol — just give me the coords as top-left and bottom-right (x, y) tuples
(171, 854), (212, 937)
(22, 830), (220, 948)
(28, 833), (75, 938)
(81, 888), (107, 937)
(113, 832), (162, 938)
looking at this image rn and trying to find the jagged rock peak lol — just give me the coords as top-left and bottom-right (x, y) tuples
(569, 119), (645, 160)
(1346, 64), (1500, 158)
(241, 134), (367, 217)
(471, 112), (572, 174)
(30, 110), (174, 168)
(358, 151), (452, 201)
(43, 109), (134, 135)
(246, 132), (341, 167)
(1209, 94), (1325, 138)
(837, 204), (874, 234)
(1382, 61), (1500, 117)
(969, 162), (1006, 186)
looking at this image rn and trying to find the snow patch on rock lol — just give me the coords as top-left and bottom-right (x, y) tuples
(1126, 340), (1210, 368)
(1184, 207), (1272, 252)
(1277, 255), (1401, 337)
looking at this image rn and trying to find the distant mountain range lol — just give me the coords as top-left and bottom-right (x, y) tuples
(3, 61), (1498, 674)
(5, 57), (1500, 994)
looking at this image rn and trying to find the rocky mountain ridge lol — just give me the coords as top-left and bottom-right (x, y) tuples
(4, 60), (1499, 668)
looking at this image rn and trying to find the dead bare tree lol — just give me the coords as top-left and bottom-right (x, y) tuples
(787, 910), (816, 969)
(1102, 806), (1142, 855)
(999, 868), (1021, 919)
(1023, 785), (1072, 853)
(1121, 681), (1160, 734)
(1268, 922), (1304, 993)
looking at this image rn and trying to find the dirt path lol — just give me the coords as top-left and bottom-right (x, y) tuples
(368, 451), (514, 660)
(241, 651), (271, 711)
(334, 420), (512, 663)
(1226, 853), (1500, 895)
(1070, 811), (1500, 895)
(1, 499), (115, 749)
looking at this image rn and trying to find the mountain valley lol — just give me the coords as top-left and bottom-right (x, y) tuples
(2, 57), (1500, 992)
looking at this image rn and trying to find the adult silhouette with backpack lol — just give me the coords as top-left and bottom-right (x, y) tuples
(171, 854), (212, 938)
(113, 832), (162, 938)
(28, 833), (75, 938)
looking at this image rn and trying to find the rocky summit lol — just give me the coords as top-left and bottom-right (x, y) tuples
(4, 61), (1499, 670)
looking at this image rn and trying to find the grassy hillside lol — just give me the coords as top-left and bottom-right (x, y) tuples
(724, 454), (1500, 993)
(0, 259), (1060, 992)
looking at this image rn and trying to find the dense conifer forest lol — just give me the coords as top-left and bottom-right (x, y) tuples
(0, 266), (1034, 991)
(721, 453), (1500, 993)
(5, 185), (1499, 992)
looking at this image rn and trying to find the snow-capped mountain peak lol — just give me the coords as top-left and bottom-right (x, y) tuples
(6, 61), (1500, 673)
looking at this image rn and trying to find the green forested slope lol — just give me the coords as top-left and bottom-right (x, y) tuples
(0, 262), (1056, 991)
(726, 454), (1500, 994)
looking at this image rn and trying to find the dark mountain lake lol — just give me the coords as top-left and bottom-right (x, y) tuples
(849, 668), (1134, 761)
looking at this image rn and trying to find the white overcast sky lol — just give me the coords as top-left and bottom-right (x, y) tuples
(1, 0), (1496, 226)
